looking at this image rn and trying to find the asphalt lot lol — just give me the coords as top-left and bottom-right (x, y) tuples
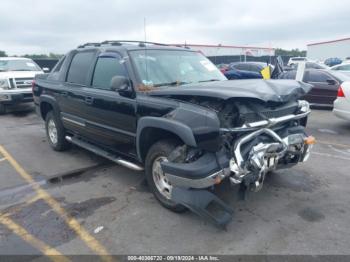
(0, 108), (350, 257)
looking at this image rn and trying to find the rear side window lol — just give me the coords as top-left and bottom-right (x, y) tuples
(304, 71), (330, 82)
(66, 51), (95, 85)
(92, 55), (128, 90)
(48, 56), (66, 81)
(250, 65), (262, 73)
(306, 62), (324, 69)
(234, 64), (249, 71)
(336, 64), (350, 70)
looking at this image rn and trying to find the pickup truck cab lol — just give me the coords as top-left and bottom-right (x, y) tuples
(0, 57), (43, 114)
(33, 41), (314, 226)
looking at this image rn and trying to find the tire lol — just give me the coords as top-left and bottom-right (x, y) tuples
(45, 111), (70, 151)
(0, 104), (6, 115)
(145, 139), (187, 213)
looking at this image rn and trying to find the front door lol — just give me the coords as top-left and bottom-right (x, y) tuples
(78, 52), (137, 157)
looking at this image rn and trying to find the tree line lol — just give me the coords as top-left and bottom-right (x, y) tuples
(0, 50), (63, 59)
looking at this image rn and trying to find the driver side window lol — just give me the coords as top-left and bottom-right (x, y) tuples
(92, 55), (128, 90)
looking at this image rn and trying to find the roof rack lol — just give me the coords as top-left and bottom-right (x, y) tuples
(77, 42), (101, 48)
(78, 40), (169, 48)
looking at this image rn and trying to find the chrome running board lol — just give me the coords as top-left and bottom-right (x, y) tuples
(65, 136), (144, 171)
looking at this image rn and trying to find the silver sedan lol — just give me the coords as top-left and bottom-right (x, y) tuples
(333, 82), (350, 120)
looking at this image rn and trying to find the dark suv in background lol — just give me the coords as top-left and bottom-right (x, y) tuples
(33, 41), (313, 226)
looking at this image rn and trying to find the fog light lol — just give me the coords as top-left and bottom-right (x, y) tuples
(304, 136), (316, 145)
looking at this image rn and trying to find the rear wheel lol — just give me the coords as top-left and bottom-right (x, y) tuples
(0, 104), (6, 115)
(45, 111), (70, 151)
(145, 139), (187, 212)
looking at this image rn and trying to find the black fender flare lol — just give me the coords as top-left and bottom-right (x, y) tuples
(39, 95), (60, 119)
(136, 116), (197, 162)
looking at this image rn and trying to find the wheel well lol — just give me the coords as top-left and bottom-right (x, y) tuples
(139, 127), (183, 162)
(40, 102), (53, 120)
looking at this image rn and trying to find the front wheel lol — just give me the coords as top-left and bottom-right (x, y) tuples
(145, 139), (187, 213)
(45, 111), (70, 151)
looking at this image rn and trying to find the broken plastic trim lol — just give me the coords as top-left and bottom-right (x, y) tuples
(171, 187), (233, 228)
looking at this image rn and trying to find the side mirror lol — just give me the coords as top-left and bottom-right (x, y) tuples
(326, 79), (337, 85)
(110, 76), (134, 97)
(42, 67), (50, 73)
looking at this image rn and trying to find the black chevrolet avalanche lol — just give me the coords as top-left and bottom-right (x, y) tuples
(33, 41), (314, 227)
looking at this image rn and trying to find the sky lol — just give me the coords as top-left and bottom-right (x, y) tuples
(1, 0), (349, 55)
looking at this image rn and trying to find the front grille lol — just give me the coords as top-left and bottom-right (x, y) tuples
(14, 77), (33, 89)
(243, 104), (298, 123)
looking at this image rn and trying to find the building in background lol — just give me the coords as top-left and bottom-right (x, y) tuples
(307, 37), (350, 61)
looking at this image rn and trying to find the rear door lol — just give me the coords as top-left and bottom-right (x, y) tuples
(303, 70), (339, 105)
(60, 50), (96, 138)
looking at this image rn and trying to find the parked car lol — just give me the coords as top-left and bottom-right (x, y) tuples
(324, 57), (342, 67)
(0, 57), (43, 114)
(279, 69), (350, 106)
(230, 61), (272, 73)
(287, 57), (308, 66)
(33, 41), (313, 226)
(333, 82), (350, 121)
(330, 63), (350, 76)
(224, 62), (272, 80)
(224, 67), (262, 80)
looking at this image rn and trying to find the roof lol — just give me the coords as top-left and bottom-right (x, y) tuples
(307, 37), (350, 46)
(0, 57), (32, 60)
(77, 40), (189, 52)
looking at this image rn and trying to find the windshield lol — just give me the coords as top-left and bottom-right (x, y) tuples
(0, 59), (42, 72)
(129, 49), (226, 88)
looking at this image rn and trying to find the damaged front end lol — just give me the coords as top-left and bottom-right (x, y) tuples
(160, 97), (314, 228)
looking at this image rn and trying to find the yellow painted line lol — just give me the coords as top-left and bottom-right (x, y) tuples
(317, 140), (350, 148)
(0, 145), (114, 262)
(0, 215), (70, 262)
(24, 194), (43, 206)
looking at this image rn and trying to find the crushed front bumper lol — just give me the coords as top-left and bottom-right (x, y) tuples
(162, 127), (313, 190)
(160, 106), (313, 227)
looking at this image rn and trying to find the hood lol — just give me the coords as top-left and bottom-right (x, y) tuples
(0, 71), (43, 79)
(148, 79), (312, 103)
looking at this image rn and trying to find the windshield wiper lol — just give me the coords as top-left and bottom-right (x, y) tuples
(154, 81), (189, 87)
(199, 79), (221, 83)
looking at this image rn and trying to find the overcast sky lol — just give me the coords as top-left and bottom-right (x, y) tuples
(1, 0), (349, 55)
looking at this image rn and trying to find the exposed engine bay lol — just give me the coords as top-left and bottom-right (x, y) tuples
(161, 96), (314, 227)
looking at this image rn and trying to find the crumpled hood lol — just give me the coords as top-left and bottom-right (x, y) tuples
(148, 79), (312, 103)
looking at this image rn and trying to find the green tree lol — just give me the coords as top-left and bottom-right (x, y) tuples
(0, 50), (7, 57)
(275, 48), (307, 57)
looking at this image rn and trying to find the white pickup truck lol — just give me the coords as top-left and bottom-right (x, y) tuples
(0, 57), (44, 114)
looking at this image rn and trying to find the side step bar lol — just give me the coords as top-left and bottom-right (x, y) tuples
(65, 136), (144, 171)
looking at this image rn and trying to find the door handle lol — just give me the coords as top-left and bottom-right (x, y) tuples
(84, 96), (94, 105)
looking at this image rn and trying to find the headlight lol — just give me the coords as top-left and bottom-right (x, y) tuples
(0, 78), (10, 90)
(298, 100), (310, 113)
